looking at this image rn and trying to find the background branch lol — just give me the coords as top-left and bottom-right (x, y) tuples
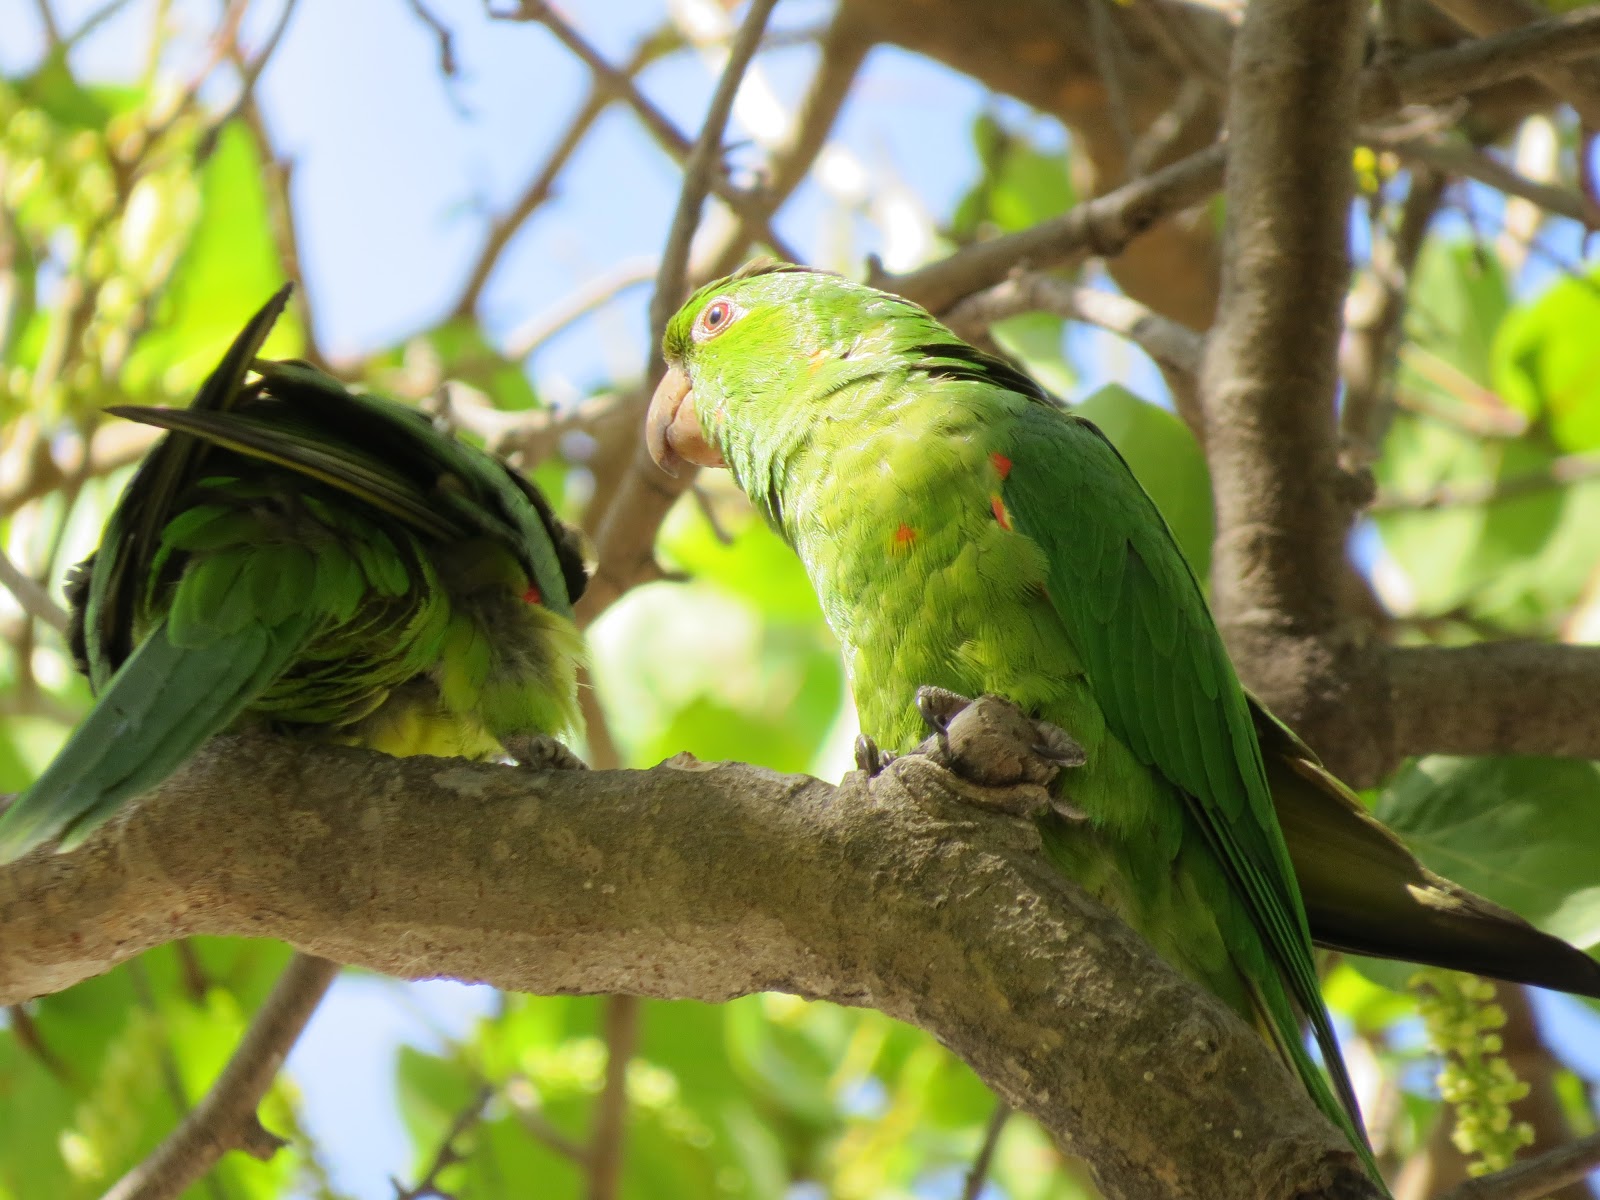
(102, 953), (340, 1200)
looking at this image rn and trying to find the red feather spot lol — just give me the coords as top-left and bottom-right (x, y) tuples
(990, 451), (1013, 479)
(894, 523), (917, 545)
(521, 584), (542, 605)
(990, 496), (1012, 531)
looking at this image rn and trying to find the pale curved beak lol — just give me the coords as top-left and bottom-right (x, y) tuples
(645, 364), (727, 476)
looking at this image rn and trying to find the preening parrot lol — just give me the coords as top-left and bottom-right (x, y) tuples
(0, 286), (588, 863)
(646, 259), (1600, 1180)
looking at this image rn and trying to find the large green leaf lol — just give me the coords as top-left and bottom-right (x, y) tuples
(1374, 756), (1600, 951)
(1493, 266), (1600, 453)
(124, 122), (298, 396)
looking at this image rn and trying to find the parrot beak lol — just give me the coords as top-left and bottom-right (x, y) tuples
(646, 364), (726, 476)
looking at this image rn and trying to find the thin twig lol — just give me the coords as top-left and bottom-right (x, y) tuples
(576, 0), (782, 627)
(204, 0), (299, 154)
(944, 273), (1205, 377)
(504, 1075), (588, 1162)
(391, 1083), (494, 1200)
(1435, 1132), (1600, 1200)
(587, 994), (639, 1200)
(1338, 169), (1446, 467)
(402, 0), (456, 77)
(704, 7), (870, 279)
(1371, 452), (1600, 512)
(961, 1105), (1011, 1200)
(873, 142), (1228, 315)
(498, 1), (795, 262)
(453, 30), (677, 317)
(0, 544), (69, 634)
(647, 0), (782, 368)
(31, 0), (64, 49)
(1372, 132), (1600, 231)
(104, 953), (341, 1200)
(504, 257), (656, 361)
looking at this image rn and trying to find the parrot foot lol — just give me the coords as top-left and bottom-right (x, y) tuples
(911, 688), (1087, 818)
(854, 734), (897, 777)
(504, 734), (589, 773)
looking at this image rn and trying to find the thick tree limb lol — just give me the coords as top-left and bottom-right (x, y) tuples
(1388, 643), (1600, 763)
(0, 715), (1377, 1200)
(1198, 0), (1389, 784)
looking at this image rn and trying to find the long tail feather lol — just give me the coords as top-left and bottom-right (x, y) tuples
(0, 612), (315, 861)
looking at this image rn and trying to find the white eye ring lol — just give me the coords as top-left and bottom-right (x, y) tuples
(692, 297), (743, 343)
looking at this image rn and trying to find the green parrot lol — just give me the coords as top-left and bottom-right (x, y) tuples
(0, 286), (588, 863)
(646, 260), (1600, 1179)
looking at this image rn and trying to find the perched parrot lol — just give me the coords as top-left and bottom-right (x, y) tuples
(647, 260), (1600, 1178)
(0, 286), (588, 863)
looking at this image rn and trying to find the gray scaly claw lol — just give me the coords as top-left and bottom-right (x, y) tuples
(854, 733), (896, 777)
(504, 733), (589, 772)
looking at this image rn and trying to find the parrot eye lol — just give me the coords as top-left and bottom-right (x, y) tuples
(693, 297), (741, 343)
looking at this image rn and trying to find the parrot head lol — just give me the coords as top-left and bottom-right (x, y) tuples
(646, 259), (916, 479)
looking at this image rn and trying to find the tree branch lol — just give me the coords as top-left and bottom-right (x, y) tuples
(0, 710), (1378, 1200)
(102, 952), (340, 1200)
(1197, 0), (1385, 782)
(872, 143), (1227, 317)
(1424, 0), (1600, 128)
(944, 273), (1205, 378)
(1364, 6), (1600, 114)
(581, 0), (780, 626)
(1435, 1131), (1600, 1200)
(1387, 643), (1600, 763)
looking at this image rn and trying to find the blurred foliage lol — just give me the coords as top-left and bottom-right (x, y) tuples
(3, 5), (1600, 1200)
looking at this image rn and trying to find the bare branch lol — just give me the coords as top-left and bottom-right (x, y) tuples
(1423, 0), (1600, 128)
(587, 995), (638, 1200)
(102, 952), (340, 1200)
(1388, 643), (1600, 763)
(1363, 6), (1600, 114)
(648, 0), (782, 367)
(961, 1105), (1011, 1200)
(1436, 1132), (1600, 1200)
(1372, 133), (1600, 231)
(1370, 452), (1600, 512)
(1339, 170), (1447, 468)
(0, 712), (1379, 1200)
(704, 7), (871, 279)
(391, 1083), (493, 1200)
(401, 0), (457, 78)
(503, 257), (656, 361)
(453, 32), (675, 318)
(944, 273), (1205, 378)
(1198, 0), (1379, 777)
(498, 1), (795, 262)
(579, 0), (780, 627)
(874, 143), (1227, 316)
(0, 543), (69, 634)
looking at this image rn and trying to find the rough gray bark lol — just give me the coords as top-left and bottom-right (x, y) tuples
(0, 704), (1376, 1200)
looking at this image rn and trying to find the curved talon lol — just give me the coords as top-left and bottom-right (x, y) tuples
(915, 685), (973, 736)
(854, 733), (896, 777)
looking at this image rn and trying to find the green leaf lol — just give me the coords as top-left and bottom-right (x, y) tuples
(1402, 239), (1510, 394)
(1074, 383), (1214, 577)
(1493, 266), (1600, 452)
(124, 122), (298, 396)
(1374, 756), (1600, 951)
